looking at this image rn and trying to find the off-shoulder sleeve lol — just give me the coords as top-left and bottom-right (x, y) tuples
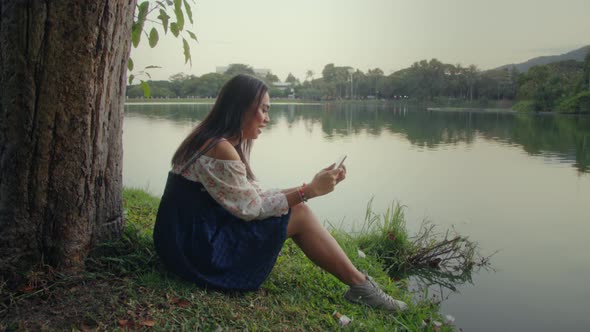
(187, 160), (289, 221)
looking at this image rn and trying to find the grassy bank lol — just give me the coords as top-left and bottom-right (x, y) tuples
(1, 189), (458, 331)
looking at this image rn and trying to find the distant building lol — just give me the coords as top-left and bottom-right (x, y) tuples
(271, 82), (295, 98)
(272, 82), (292, 89)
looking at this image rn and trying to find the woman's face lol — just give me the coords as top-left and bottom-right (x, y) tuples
(242, 92), (270, 140)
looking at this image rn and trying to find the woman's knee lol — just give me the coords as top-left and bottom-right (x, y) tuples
(287, 203), (316, 237)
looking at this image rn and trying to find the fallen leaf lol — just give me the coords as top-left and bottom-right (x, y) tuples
(176, 299), (191, 308)
(141, 320), (156, 327)
(117, 319), (128, 327)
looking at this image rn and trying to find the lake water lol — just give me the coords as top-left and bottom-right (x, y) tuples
(123, 102), (590, 331)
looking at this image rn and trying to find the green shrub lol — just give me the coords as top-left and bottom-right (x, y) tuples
(512, 100), (535, 112)
(557, 91), (590, 114)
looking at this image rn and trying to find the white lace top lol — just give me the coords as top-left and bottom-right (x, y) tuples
(172, 155), (289, 221)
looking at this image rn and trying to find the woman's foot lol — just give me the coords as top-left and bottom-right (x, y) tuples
(344, 276), (408, 312)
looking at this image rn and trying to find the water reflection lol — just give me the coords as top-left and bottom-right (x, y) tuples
(125, 103), (590, 173)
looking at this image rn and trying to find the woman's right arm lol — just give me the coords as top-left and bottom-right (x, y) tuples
(283, 166), (344, 207)
(201, 140), (345, 211)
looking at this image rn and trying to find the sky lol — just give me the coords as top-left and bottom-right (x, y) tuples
(131, 0), (590, 82)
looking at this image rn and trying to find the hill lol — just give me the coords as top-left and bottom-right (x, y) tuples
(495, 45), (590, 72)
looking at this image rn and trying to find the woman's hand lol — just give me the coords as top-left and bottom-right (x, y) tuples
(305, 164), (346, 198)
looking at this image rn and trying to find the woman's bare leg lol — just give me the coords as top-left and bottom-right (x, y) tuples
(287, 203), (366, 286)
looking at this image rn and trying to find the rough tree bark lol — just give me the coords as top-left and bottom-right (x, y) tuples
(0, 0), (136, 273)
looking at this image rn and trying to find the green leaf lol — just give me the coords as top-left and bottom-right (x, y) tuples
(144, 65), (162, 69)
(140, 80), (151, 98)
(183, 0), (193, 24)
(187, 30), (198, 42)
(174, 0), (184, 31)
(132, 2), (149, 48)
(157, 9), (170, 34)
(182, 37), (191, 65)
(170, 22), (179, 37)
(131, 22), (142, 48)
(128, 74), (135, 85)
(137, 1), (149, 24)
(155, 1), (167, 8)
(148, 28), (159, 48)
(127, 58), (134, 71)
(166, 0), (173, 5)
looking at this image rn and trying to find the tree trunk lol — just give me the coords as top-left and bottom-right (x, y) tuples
(0, 0), (136, 273)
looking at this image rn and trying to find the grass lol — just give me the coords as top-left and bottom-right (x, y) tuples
(1, 189), (458, 331)
(350, 200), (491, 299)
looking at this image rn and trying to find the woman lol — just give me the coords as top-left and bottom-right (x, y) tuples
(153, 74), (407, 312)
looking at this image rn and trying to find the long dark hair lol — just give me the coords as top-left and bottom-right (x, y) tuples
(172, 74), (268, 180)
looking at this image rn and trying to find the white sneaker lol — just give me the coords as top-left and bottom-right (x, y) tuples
(344, 276), (408, 312)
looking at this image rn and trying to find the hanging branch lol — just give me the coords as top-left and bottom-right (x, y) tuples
(128, 0), (198, 97)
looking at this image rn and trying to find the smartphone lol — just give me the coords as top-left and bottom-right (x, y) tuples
(335, 155), (347, 168)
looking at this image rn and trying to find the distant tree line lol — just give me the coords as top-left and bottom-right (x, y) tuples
(127, 53), (590, 113)
(514, 52), (590, 113)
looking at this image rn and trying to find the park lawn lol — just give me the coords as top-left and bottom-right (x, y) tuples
(1, 189), (453, 331)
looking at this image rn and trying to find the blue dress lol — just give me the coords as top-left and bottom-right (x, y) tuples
(153, 172), (291, 291)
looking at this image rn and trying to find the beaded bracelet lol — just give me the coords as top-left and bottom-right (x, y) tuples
(298, 183), (308, 203)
